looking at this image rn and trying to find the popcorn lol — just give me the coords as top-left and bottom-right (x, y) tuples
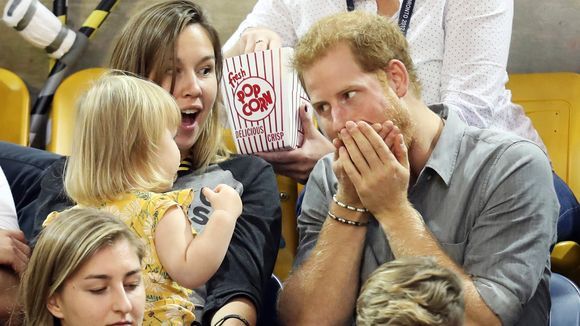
(220, 48), (307, 154)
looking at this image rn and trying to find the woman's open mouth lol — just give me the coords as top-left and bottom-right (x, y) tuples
(181, 110), (199, 130)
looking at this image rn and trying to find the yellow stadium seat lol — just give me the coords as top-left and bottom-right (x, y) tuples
(507, 72), (580, 196)
(507, 72), (580, 283)
(273, 175), (298, 279)
(48, 67), (107, 155)
(0, 68), (30, 145)
(222, 129), (298, 280)
(551, 241), (580, 285)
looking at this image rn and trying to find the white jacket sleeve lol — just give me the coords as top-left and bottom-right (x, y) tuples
(0, 167), (19, 230)
(223, 0), (297, 52)
(440, 0), (513, 128)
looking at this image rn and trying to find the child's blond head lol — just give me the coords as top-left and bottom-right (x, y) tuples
(65, 72), (181, 206)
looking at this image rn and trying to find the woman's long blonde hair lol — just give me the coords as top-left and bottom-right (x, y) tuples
(64, 72), (181, 206)
(110, 0), (229, 170)
(20, 207), (145, 326)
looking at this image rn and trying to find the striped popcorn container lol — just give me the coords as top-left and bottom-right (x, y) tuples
(220, 47), (306, 154)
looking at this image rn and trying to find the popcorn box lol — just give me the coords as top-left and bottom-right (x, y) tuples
(220, 47), (306, 154)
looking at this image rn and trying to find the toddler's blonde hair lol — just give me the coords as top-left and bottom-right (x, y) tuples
(65, 72), (181, 206)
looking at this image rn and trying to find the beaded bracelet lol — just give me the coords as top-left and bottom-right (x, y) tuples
(332, 194), (368, 213)
(328, 211), (368, 227)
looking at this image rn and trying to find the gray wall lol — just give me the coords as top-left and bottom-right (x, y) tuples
(1, 0), (578, 93)
(509, 1), (580, 73)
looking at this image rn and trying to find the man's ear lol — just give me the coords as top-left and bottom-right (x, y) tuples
(47, 294), (65, 319)
(383, 59), (410, 98)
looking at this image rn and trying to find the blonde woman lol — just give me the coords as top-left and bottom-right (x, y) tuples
(356, 257), (464, 326)
(21, 207), (146, 326)
(45, 73), (243, 325)
(28, 2), (282, 324)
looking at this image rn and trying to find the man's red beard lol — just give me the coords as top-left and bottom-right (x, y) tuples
(380, 82), (415, 148)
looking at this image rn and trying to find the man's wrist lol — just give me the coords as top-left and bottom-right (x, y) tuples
(332, 194), (368, 213)
(375, 203), (420, 230)
(333, 190), (363, 209)
(329, 202), (370, 225)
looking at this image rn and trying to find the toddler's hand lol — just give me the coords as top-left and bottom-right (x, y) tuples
(203, 184), (243, 219)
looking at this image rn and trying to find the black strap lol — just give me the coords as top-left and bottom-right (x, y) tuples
(397, 0), (416, 36)
(346, 0), (355, 11)
(345, 0), (416, 36)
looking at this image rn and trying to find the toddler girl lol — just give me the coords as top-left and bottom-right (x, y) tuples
(46, 72), (242, 324)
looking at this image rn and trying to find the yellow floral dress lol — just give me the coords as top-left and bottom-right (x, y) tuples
(45, 189), (197, 325)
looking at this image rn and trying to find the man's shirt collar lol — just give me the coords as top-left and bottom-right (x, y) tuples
(423, 104), (465, 186)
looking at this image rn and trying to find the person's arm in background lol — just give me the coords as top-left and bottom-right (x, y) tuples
(0, 229), (29, 324)
(223, 0), (296, 57)
(0, 167), (19, 231)
(440, 0), (513, 127)
(0, 167), (27, 322)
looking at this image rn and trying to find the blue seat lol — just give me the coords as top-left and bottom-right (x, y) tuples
(550, 273), (580, 326)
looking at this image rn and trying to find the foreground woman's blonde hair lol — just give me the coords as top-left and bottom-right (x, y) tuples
(20, 207), (145, 326)
(357, 257), (464, 326)
(64, 72), (181, 206)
